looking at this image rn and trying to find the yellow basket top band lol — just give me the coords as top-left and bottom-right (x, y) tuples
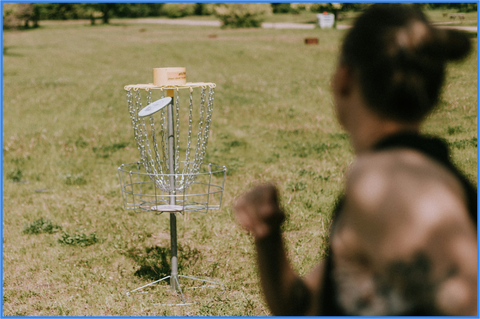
(124, 82), (216, 91)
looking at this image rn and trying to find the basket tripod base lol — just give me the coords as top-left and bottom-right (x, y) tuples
(126, 274), (225, 306)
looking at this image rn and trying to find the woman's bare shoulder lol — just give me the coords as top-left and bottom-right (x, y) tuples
(331, 148), (477, 315)
(346, 148), (468, 222)
(341, 148), (474, 253)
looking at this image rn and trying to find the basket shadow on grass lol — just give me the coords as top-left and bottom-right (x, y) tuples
(123, 245), (226, 305)
(124, 245), (202, 284)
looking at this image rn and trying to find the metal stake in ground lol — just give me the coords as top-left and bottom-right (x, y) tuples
(166, 88), (178, 292)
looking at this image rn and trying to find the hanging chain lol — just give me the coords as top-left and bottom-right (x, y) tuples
(139, 91), (164, 189)
(125, 86), (215, 193)
(127, 90), (169, 191)
(126, 90), (144, 161)
(146, 89), (152, 105)
(134, 90), (148, 168)
(181, 88), (195, 189)
(191, 87), (206, 174)
(198, 87), (215, 168)
(161, 90), (169, 173)
(140, 94), (159, 177)
(148, 90), (166, 181)
(159, 90), (168, 174)
(174, 89), (181, 177)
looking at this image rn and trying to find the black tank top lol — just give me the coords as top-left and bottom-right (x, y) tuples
(320, 132), (477, 316)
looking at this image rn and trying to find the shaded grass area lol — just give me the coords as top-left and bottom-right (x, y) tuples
(3, 20), (476, 316)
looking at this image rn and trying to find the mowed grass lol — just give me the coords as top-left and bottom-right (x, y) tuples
(2, 21), (477, 316)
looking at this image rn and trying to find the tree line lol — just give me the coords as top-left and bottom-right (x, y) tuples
(3, 3), (477, 30)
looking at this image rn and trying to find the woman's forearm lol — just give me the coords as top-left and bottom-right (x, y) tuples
(254, 229), (312, 315)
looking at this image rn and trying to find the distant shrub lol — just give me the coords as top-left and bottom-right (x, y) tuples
(194, 3), (215, 16)
(413, 3), (477, 12)
(290, 3), (314, 12)
(287, 181), (307, 192)
(271, 3), (293, 14)
(59, 232), (98, 247)
(310, 3), (332, 13)
(23, 218), (62, 235)
(447, 126), (464, 135)
(61, 173), (87, 186)
(92, 142), (128, 158)
(3, 4), (19, 28)
(114, 3), (164, 18)
(162, 3), (196, 18)
(7, 168), (23, 182)
(214, 3), (272, 28)
(449, 137), (477, 149)
(224, 140), (245, 148)
(3, 3), (33, 29)
(75, 137), (89, 148)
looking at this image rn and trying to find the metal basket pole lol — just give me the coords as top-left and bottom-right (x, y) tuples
(167, 90), (178, 291)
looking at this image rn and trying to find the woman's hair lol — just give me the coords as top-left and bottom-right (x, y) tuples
(341, 4), (471, 123)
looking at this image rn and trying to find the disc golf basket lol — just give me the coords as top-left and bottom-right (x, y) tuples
(118, 68), (227, 305)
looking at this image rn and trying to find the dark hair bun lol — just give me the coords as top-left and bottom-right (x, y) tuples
(434, 28), (471, 61)
(341, 4), (472, 123)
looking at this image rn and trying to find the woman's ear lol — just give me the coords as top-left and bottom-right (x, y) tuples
(331, 64), (356, 130)
(332, 64), (354, 97)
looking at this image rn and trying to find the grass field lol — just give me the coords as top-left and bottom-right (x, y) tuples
(2, 18), (477, 316)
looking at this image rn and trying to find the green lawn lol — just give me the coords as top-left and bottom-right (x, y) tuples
(2, 20), (477, 316)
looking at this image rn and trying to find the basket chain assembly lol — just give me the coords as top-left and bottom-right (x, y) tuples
(125, 87), (215, 193)
(120, 75), (226, 305)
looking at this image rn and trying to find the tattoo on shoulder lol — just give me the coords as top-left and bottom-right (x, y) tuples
(333, 252), (457, 315)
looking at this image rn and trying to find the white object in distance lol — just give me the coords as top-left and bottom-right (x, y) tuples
(138, 97), (172, 117)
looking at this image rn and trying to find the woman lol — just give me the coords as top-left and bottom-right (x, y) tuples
(234, 4), (476, 316)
